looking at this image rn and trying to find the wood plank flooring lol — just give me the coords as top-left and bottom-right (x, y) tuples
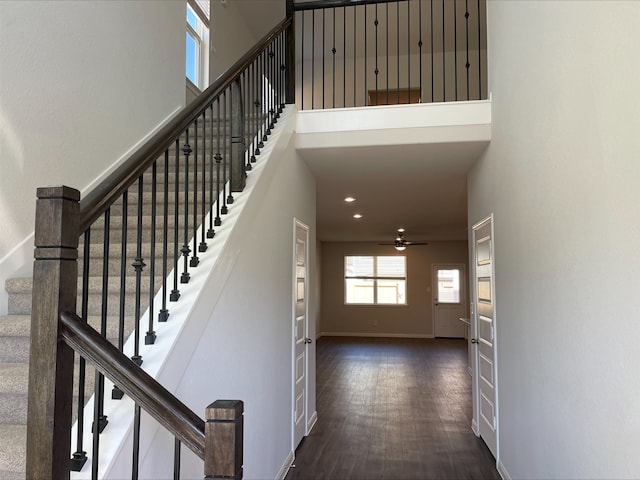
(285, 337), (499, 480)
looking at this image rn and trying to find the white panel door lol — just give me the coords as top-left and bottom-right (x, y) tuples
(433, 264), (466, 338)
(473, 216), (497, 457)
(293, 220), (309, 448)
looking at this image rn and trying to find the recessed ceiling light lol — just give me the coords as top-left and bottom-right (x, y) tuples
(344, 196), (356, 203)
(353, 213), (363, 219)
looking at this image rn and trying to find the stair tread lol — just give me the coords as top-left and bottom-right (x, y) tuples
(0, 364), (27, 395)
(0, 424), (26, 475)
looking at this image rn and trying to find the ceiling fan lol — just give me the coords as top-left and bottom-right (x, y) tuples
(379, 230), (429, 251)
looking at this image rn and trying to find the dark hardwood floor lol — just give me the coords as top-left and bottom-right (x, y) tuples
(285, 337), (499, 480)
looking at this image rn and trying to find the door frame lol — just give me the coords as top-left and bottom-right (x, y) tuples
(292, 218), (310, 451)
(470, 214), (500, 461)
(431, 263), (467, 338)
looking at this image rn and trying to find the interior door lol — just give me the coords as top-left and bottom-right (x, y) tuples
(433, 264), (466, 338)
(293, 220), (309, 448)
(472, 216), (497, 457)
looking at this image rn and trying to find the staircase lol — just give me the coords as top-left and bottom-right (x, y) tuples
(0, 120), (238, 479)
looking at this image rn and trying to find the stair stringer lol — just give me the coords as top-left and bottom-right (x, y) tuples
(71, 106), (300, 479)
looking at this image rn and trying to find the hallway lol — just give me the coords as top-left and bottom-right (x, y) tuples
(285, 337), (499, 480)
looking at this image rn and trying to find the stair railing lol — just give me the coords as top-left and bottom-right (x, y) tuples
(292, 0), (487, 109)
(27, 16), (293, 479)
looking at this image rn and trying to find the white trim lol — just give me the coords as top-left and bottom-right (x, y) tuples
(470, 213), (500, 462)
(497, 460), (510, 480)
(275, 450), (295, 480)
(307, 410), (318, 434)
(471, 418), (480, 436)
(318, 332), (435, 339)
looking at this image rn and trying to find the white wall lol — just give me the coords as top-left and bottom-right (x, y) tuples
(0, 0), (185, 311)
(210, 0), (285, 82)
(468, 1), (640, 478)
(106, 108), (318, 479)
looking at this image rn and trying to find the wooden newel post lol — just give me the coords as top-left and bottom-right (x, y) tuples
(26, 186), (80, 479)
(204, 400), (244, 479)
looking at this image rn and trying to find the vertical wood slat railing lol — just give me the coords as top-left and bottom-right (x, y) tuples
(27, 17), (292, 479)
(293, 0), (487, 109)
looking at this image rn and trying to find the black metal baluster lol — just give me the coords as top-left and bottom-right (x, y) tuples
(159, 151), (170, 322)
(419, 0), (423, 102)
(181, 132), (192, 283)
(301, 11), (305, 109)
(260, 51), (266, 145)
(454, 0), (458, 101)
(170, 140), (181, 301)
(322, 9), (325, 108)
(201, 110), (209, 246)
(70, 229), (90, 471)
(208, 104), (217, 237)
(174, 438), (181, 480)
(478, 0), (482, 99)
(364, 4), (367, 105)
(280, 32), (286, 112)
(227, 88), (235, 206)
(407, 0), (411, 102)
(268, 49), (275, 133)
(191, 118), (200, 266)
(374, 4), (379, 98)
(353, 5), (356, 106)
(386, 2), (389, 104)
(332, 8), (336, 108)
(431, 0), (434, 102)
(132, 177), (145, 365)
(250, 62), (258, 163)
(221, 91), (229, 215)
(113, 190), (128, 399)
(343, 6), (346, 107)
(214, 99), (222, 228)
(312, 11), (315, 109)
(465, 0), (470, 100)
(132, 404), (141, 480)
(397, 0), (400, 104)
(145, 162), (157, 345)
(442, 0), (446, 101)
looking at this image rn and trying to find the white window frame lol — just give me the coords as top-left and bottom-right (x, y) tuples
(186, 0), (210, 90)
(344, 255), (407, 305)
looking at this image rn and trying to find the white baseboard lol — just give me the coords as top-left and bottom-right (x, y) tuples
(275, 450), (295, 480)
(318, 331), (435, 339)
(497, 460), (510, 480)
(467, 365), (473, 376)
(471, 418), (479, 436)
(307, 410), (318, 434)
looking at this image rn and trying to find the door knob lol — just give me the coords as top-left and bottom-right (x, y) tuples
(304, 338), (312, 344)
(471, 338), (479, 344)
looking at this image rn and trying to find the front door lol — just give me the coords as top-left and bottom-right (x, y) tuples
(472, 215), (497, 457)
(433, 264), (466, 338)
(293, 220), (309, 448)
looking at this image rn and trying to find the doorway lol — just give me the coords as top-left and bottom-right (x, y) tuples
(292, 219), (310, 449)
(471, 215), (498, 458)
(432, 264), (467, 338)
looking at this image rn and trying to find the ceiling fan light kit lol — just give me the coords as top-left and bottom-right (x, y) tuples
(380, 230), (429, 250)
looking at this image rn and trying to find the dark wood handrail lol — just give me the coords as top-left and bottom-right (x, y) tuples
(59, 311), (206, 460)
(292, 0), (409, 11)
(79, 16), (292, 233)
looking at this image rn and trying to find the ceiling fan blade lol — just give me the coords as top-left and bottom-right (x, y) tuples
(406, 241), (429, 246)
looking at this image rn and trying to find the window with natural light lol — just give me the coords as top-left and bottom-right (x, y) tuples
(345, 256), (406, 305)
(437, 269), (461, 303)
(186, 0), (210, 89)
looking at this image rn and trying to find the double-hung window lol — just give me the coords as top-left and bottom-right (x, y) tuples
(186, 0), (210, 89)
(344, 256), (406, 305)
